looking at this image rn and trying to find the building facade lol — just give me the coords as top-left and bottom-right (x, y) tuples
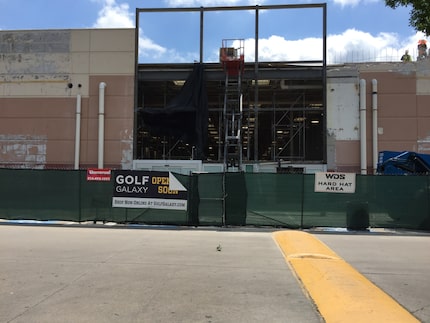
(328, 61), (430, 173)
(1, 28), (430, 173)
(0, 29), (135, 169)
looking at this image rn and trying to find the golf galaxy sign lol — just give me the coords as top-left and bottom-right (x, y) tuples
(112, 170), (188, 210)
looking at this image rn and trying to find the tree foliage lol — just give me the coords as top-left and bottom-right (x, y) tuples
(385, 0), (430, 35)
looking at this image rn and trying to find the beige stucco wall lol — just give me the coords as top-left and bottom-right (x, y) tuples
(0, 29), (135, 169)
(328, 60), (430, 172)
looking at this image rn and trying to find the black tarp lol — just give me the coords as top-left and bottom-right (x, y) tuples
(140, 64), (208, 159)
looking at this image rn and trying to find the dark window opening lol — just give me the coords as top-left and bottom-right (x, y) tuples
(136, 64), (325, 164)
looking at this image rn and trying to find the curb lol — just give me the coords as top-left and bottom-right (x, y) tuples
(273, 230), (419, 323)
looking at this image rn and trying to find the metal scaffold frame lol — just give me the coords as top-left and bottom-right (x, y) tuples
(220, 39), (245, 171)
(135, 4), (327, 166)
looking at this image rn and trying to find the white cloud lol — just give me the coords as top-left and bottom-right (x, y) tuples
(93, 0), (134, 28)
(139, 35), (199, 63)
(242, 35), (323, 62)
(92, 0), (169, 59)
(139, 33), (167, 58)
(165, 0), (377, 8)
(328, 29), (427, 63)
(328, 29), (398, 63)
(91, 0), (428, 64)
(331, 0), (378, 7)
(164, 0), (266, 6)
(235, 29), (427, 64)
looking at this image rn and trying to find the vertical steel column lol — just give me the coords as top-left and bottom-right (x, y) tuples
(253, 6), (259, 161)
(322, 3), (328, 164)
(200, 7), (204, 63)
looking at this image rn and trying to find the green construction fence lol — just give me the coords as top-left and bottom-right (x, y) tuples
(0, 169), (429, 230)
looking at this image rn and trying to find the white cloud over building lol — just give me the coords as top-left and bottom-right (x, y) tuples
(93, 0), (426, 64)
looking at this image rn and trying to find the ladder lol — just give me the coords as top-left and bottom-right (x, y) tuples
(220, 39), (244, 171)
(223, 72), (243, 170)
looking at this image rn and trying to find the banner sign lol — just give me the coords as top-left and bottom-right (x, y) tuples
(87, 168), (111, 181)
(112, 170), (188, 210)
(314, 172), (356, 193)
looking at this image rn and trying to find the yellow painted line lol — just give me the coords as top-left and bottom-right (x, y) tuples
(273, 230), (419, 323)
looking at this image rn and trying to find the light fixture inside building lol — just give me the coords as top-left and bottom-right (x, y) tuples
(293, 117), (306, 122)
(251, 80), (270, 86)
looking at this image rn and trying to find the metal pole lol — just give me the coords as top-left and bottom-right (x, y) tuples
(300, 173), (305, 229)
(253, 6), (259, 161)
(222, 172), (226, 226)
(322, 3), (328, 164)
(133, 8), (140, 160)
(200, 7), (204, 63)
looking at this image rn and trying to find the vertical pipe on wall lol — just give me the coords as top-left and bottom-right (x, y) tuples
(74, 94), (82, 170)
(98, 82), (107, 169)
(359, 79), (367, 175)
(372, 79), (378, 174)
(133, 9), (140, 160)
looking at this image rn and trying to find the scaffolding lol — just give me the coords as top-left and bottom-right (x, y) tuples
(220, 39), (245, 171)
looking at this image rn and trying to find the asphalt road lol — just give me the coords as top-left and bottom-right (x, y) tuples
(0, 225), (322, 323)
(0, 224), (428, 323)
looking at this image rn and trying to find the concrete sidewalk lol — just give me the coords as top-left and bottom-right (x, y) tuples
(0, 225), (322, 323)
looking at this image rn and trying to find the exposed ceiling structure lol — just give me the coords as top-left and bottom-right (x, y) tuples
(135, 4), (327, 166)
(136, 62), (325, 163)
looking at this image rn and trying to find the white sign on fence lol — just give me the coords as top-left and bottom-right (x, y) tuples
(112, 170), (188, 210)
(314, 172), (356, 193)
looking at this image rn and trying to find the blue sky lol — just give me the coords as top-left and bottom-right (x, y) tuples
(0, 0), (425, 64)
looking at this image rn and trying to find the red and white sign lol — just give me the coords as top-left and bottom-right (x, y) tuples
(87, 168), (111, 181)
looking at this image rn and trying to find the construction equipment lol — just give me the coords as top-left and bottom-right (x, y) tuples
(220, 39), (244, 171)
(377, 151), (430, 175)
(376, 150), (430, 229)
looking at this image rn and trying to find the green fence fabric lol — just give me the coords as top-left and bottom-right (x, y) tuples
(225, 173), (247, 225)
(0, 169), (429, 230)
(0, 169), (189, 225)
(245, 173), (304, 228)
(196, 173), (224, 226)
(0, 169), (80, 221)
(370, 175), (430, 230)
